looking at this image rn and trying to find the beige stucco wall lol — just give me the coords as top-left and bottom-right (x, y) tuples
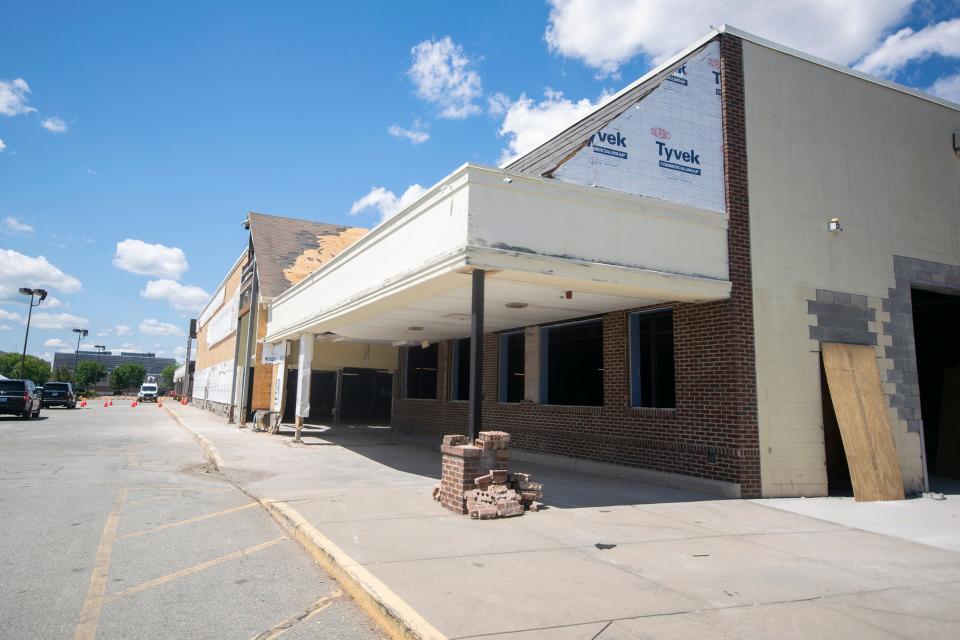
(743, 41), (960, 497)
(311, 341), (398, 371)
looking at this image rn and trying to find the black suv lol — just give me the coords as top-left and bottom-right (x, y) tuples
(42, 382), (77, 409)
(0, 379), (43, 419)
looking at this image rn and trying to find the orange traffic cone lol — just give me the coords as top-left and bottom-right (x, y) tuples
(131, 400), (137, 407)
(103, 400), (108, 407)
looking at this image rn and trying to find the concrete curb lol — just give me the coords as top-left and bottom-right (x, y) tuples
(262, 499), (447, 640)
(164, 406), (224, 470)
(163, 406), (447, 640)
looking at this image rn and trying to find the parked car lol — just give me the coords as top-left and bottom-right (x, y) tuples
(42, 382), (77, 409)
(0, 379), (42, 419)
(137, 382), (159, 403)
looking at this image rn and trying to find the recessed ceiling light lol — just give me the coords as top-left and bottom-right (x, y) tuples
(444, 313), (469, 321)
(505, 302), (528, 309)
(407, 326), (424, 331)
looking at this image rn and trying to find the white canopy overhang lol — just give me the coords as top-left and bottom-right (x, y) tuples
(266, 164), (731, 345)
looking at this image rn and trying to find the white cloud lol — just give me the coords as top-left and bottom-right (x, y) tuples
(493, 88), (612, 165)
(0, 325), (12, 331)
(0, 138), (5, 152)
(544, 0), (912, 77)
(113, 239), (189, 279)
(98, 323), (132, 336)
(388, 123), (430, 144)
(2, 216), (34, 235)
(0, 249), (82, 303)
(350, 184), (428, 222)
(140, 279), (210, 314)
(856, 18), (960, 77)
(929, 72), (960, 103)
(40, 116), (68, 133)
(38, 351), (53, 363)
(408, 37), (482, 118)
(0, 308), (21, 322)
(30, 312), (89, 330)
(43, 338), (69, 348)
(0, 78), (36, 116)
(139, 318), (184, 336)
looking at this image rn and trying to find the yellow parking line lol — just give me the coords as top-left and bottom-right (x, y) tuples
(74, 487), (128, 640)
(106, 537), (286, 602)
(250, 589), (344, 640)
(121, 501), (258, 538)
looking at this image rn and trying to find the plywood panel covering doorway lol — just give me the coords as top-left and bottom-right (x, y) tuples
(822, 342), (905, 502)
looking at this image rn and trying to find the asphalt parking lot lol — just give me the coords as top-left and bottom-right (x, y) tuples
(0, 403), (383, 640)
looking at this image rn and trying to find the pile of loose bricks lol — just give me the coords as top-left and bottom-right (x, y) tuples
(434, 431), (543, 518)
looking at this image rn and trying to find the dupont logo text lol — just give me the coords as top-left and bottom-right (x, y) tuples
(649, 127), (671, 140)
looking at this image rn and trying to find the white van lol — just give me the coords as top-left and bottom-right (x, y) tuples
(138, 383), (159, 402)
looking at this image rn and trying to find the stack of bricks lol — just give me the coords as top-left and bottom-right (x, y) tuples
(435, 430), (543, 517)
(464, 470), (543, 519)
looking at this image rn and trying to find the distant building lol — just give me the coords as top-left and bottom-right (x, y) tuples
(53, 351), (177, 391)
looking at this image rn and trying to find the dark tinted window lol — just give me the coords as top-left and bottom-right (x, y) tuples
(544, 320), (603, 406)
(630, 310), (676, 408)
(499, 332), (525, 403)
(45, 383), (70, 391)
(404, 344), (438, 399)
(451, 338), (470, 401)
(0, 381), (26, 392)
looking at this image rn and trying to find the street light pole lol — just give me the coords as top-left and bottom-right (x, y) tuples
(72, 328), (89, 382)
(18, 288), (48, 379)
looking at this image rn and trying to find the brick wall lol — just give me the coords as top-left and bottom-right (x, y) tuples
(394, 34), (761, 497)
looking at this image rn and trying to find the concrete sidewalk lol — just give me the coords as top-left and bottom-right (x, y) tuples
(168, 405), (960, 639)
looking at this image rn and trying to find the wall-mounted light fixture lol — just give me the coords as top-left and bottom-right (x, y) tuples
(954, 130), (960, 158)
(828, 217), (843, 233)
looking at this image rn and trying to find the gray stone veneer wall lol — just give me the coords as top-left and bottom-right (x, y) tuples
(808, 291), (877, 346)
(883, 256), (960, 434)
(809, 256), (960, 438)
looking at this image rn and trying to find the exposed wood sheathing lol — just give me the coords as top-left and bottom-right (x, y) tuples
(246, 211), (367, 300)
(283, 228), (367, 286)
(822, 343), (905, 501)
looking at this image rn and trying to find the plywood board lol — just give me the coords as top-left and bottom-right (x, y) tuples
(822, 343), (905, 501)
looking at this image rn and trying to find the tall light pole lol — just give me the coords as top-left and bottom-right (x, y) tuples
(18, 288), (47, 379)
(94, 345), (106, 389)
(72, 328), (89, 381)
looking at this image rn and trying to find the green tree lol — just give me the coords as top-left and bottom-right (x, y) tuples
(75, 361), (107, 389)
(53, 366), (73, 382)
(111, 363), (146, 392)
(161, 364), (177, 388)
(0, 353), (51, 385)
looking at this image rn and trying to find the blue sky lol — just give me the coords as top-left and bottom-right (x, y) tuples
(1, 0), (958, 364)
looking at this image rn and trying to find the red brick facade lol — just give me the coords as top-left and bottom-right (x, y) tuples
(393, 35), (761, 498)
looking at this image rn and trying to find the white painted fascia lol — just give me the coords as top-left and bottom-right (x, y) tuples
(269, 162), (473, 311)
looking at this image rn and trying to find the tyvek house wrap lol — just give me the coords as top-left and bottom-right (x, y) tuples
(550, 41), (725, 214)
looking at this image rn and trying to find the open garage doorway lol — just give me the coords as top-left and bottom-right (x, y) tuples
(912, 288), (960, 492)
(338, 368), (392, 424)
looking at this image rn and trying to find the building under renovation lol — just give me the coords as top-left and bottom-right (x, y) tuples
(199, 26), (960, 501)
(190, 212), (382, 423)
